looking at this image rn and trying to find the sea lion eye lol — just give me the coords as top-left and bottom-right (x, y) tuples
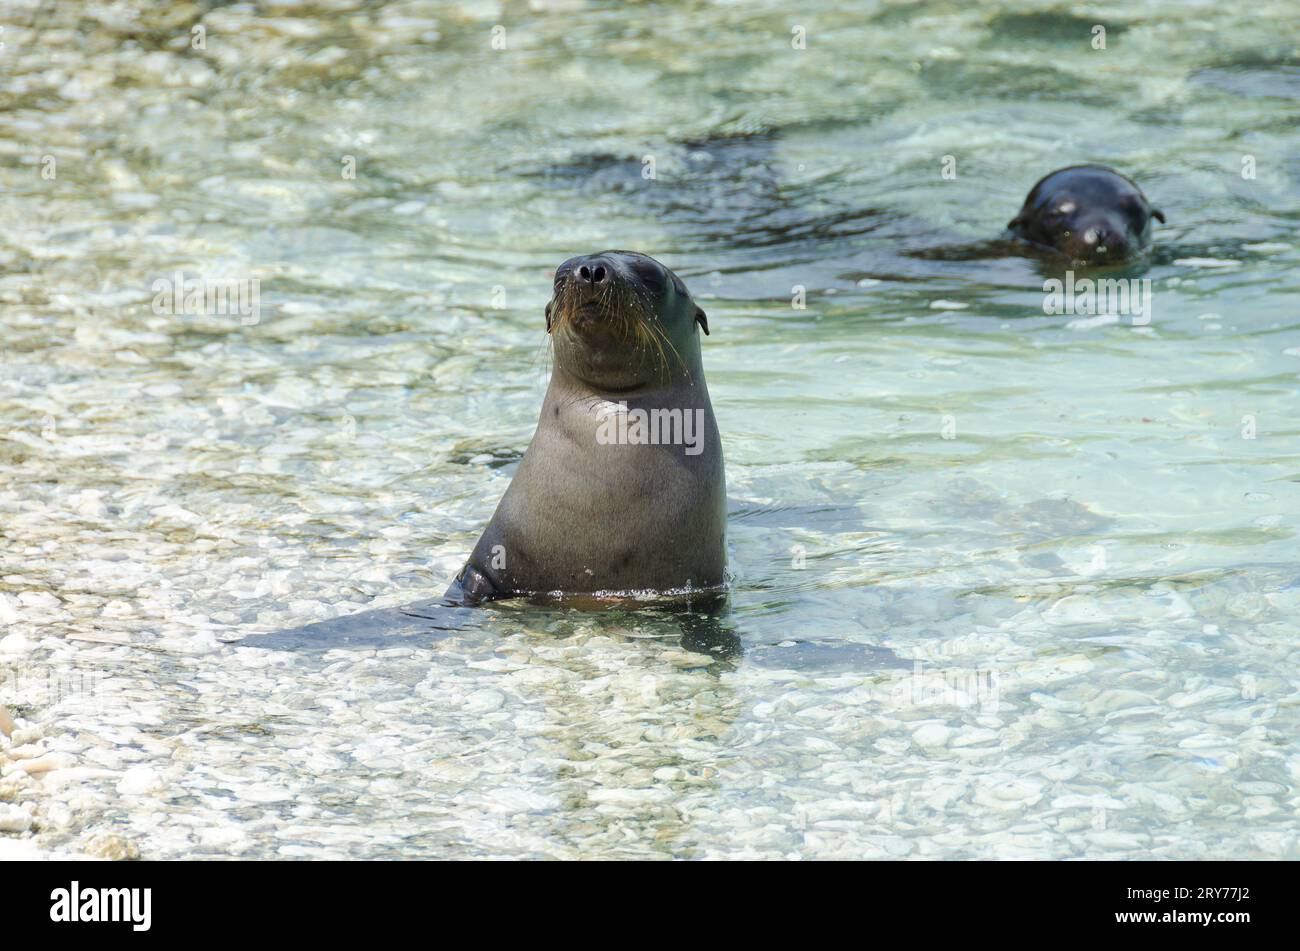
(633, 261), (665, 293)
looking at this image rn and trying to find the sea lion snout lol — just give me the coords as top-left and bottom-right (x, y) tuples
(571, 255), (612, 288)
(552, 253), (624, 311)
(1070, 217), (1133, 261)
(550, 250), (666, 326)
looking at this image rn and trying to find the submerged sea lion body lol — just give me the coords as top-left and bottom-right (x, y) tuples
(450, 250), (726, 604)
(1008, 164), (1166, 264)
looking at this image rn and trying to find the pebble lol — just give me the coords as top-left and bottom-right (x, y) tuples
(912, 723), (952, 749)
(117, 767), (166, 796)
(976, 777), (1045, 808)
(1234, 781), (1285, 796)
(235, 784), (294, 803)
(1169, 686), (1239, 709)
(461, 689), (506, 715)
(0, 839), (43, 860)
(1084, 690), (1153, 716)
(0, 803), (33, 833)
(85, 834), (141, 861)
(951, 727), (1000, 747)
(17, 591), (60, 610)
(588, 787), (672, 806)
(1086, 830), (1148, 850)
(665, 651), (715, 669)
(0, 633), (34, 656)
(199, 827), (249, 851)
(11, 752), (75, 775)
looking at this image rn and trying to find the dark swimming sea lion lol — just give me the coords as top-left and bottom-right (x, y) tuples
(449, 250), (726, 604)
(1008, 164), (1165, 264)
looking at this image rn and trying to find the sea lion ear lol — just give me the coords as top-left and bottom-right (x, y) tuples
(545, 300), (553, 333)
(694, 304), (709, 335)
(1151, 207), (1166, 224)
(1007, 215), (1024, 232)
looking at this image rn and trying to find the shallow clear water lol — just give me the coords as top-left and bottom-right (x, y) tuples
(1, 1), (1298, 859)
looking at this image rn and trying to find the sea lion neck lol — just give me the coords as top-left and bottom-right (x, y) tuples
(548, 362), (668, 401)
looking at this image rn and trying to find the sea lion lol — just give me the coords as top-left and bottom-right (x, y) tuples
(448, 249), (726, 604)
(1008, 164), (1166, 264)
(251, 251), (728, 651)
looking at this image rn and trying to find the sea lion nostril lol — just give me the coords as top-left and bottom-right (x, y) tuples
(576, 261), (608, 285)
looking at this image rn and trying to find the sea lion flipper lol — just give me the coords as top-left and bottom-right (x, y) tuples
(396, 600), (481, 629)
(249, 604), (475, 650)
(247, 569), (499, 650)
(437, 562), (505, 608)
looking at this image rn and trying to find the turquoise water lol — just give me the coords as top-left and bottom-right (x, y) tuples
(0, 1), (1297, 859)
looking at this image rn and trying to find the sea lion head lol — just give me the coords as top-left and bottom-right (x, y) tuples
(546, 250), (708, 390)
(1008, 165), (1165, 265)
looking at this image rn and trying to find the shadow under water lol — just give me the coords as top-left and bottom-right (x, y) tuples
(242, 588), (910, 675)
